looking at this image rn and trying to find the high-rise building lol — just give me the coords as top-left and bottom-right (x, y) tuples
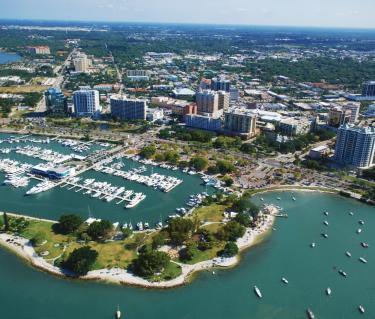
(334, 124), (375, 169)
(110, 95), (147, 121)
(184, 114), (222, 132)
(27, 46), (50, 55)
(328, 104), (359, 127)
(218, 91), (230, 110)
(73, 53), (90, 73)
(362, 81), (375, 98)
(196, 90), (220, 117)
(73, 90), (101, 118)
(211, 76), (231, 92)
(44, 88), (67, 115)
(223, 107), (257, 138)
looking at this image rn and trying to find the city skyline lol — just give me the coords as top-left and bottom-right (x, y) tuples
(1, 0), (375, 29)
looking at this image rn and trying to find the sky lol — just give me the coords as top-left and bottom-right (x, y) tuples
(0, 0), (374, 29)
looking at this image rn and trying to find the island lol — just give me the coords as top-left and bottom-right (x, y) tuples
(0, 193), (277, 288)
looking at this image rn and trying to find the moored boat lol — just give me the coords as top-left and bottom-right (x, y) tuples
(253, 285), (262, 298)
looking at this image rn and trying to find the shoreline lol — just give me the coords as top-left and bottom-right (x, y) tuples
(0, 208), (276, 289)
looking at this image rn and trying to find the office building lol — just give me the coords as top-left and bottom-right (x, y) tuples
(278, 118), (313, 136)
(223, 107), (257, 138)
(229, 88), (240, 101)
(334, 124), (375, 169)
(110, 95), (147, 121)
(211, 76), (231, 92)
(73, 90), (101, 118)
(44, 88), (67, 115)
(328, 104), (359, 128)
(184, 114), (222, 132)
(218, 91), (230, 110)
(127, 70), (150, 81)
(362, 81), (375, 98)
(146, 108), (164, 122)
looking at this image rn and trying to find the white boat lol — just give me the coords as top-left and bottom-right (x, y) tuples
(311, 243), (316, 248)
(306, 308), (315, 319)
(358, 220), (365, 225)
(359, 257), (367, 264)
(324, 211), (329, 216)
(260, 198), (264, 201)
(326, 287), (332, 296)
(321, 233), (328, 239)
(292, 197), (296, 201)
(349, 212), (354, 216)
(357, 228), (362, 234)
(338, 269), (347, 277)
(358, 305), (365, 314)
(115, 305), (121, 318)
(346, 251), (352, 257)
(253, 286), (262, 298)
(361, 242), (369, 248)
(323, 221), (329, 226)
(281, 277), (288, 284)
(276, 197), (281, 200)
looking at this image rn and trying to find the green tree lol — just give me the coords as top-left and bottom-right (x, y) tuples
(87, 220), (113, 241)
(152, 232), (167, 249)
(180, 242), (199, 261)
(139, 145), (156, 159)
(133, 250), (170, 277)
(3, 212), (9, 232)
(57, 214), (83, 234)
(167, 217), (194, 245)
(190, 156), (209, 171)
(234, 212), (252, 227)
(221, 241), (239, 257)
(217, 221), (245, 241)
(222, 175), (234, 187)
(63, 246), (98, 276)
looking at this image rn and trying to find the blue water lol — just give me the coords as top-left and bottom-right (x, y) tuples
(0, 52), (21, 64)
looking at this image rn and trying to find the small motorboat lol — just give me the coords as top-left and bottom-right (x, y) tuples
(253, 285), (262, 298)
(292, 197), (296, 201)
(349, 212), (354, 216)
(323, 221), (329, 226)
(311, 243), (316, 248)
(306, 308), (315, 319)
(346, 251), (352, 257)
(115, 305), (121, 319)
(276, 197), (281, 201)
(361, 242), (369, 248)
(321, 233), (328, 239)
(338, 269), (347, 277)
(358, 305), (365, 314)
(359, 257), (367, 264)
(324, 211), (329, 216)
(281, 277), (288, 284)
(359, 220), (365, 225)
(326, 287), (332, 296)
(357, 228), (362, 234)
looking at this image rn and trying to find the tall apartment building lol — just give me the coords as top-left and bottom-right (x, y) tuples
(110, 95), (147, 120)
(27, 46), (50, 55)
(44, 88), (67, 115)
(362, 81), (375, 98)
(334, 124), (375, 169)
(211, 76), (231, 92)
(218, 91), (230, 110)
(184, 114), (222, 132)
(73, 90), (101, 117)
(328, 104), (359, 127)
(223, 107), (257, 138)
(73, 53), (90, 73)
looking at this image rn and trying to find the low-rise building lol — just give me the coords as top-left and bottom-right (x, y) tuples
(146, 108), (164, 122)
(223, 107), (257, 138)
(278, 118), (314, 136)
(184, 114), (222, 131)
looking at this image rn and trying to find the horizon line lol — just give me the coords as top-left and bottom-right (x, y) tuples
(0, 18), (375, 32)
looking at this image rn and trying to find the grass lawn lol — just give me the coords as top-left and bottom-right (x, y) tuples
(149, 262), (182, 282)
(191, 204), (226, 223)
(183, 242), (226, 265)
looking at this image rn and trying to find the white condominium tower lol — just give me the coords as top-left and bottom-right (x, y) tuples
(334, 124), (375, 169)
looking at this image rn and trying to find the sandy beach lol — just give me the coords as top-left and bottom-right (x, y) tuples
(0, 207), (277, 288)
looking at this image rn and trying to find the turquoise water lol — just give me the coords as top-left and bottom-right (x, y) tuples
(0, 134), (375, 318)
(0, 52), (21, 64)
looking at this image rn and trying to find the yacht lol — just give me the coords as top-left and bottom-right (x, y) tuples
(359, 257), (367, 264)
(346, 251), (352, 257)
(306, 308), (315, 319)
(26, 180), (55, 195)
(338, 269), (347, 277)
(358, 305), (365, 314)
(253, 286), (262, 298)
(361, 242), (369, 248)
(326, 287), (332, 296)
(281, 277), (288, 284)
